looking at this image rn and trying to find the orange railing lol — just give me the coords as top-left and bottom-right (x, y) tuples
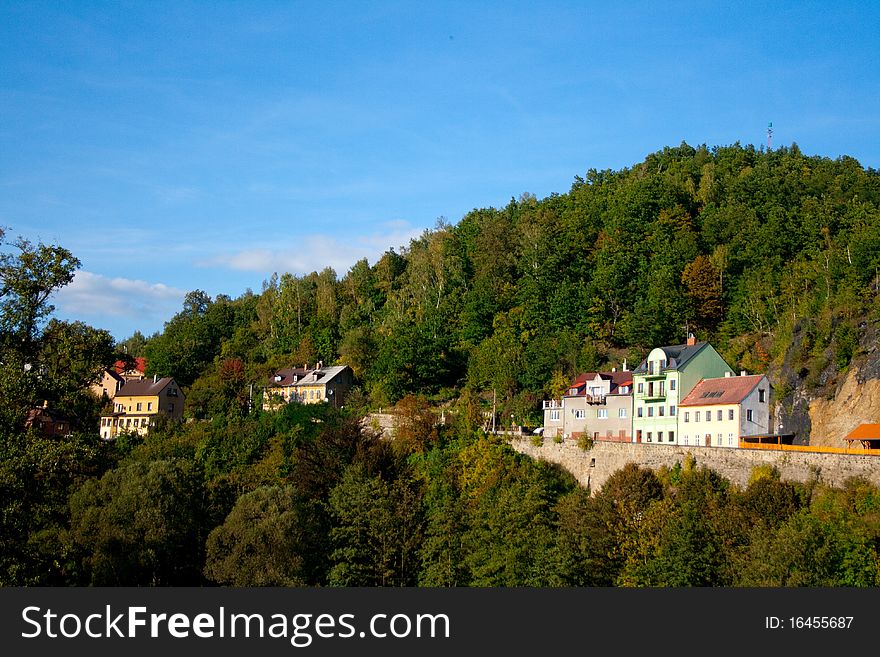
(738, 441), (880, 456)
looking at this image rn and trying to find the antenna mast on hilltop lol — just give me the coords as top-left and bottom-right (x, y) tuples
(767, 121), (773, 150)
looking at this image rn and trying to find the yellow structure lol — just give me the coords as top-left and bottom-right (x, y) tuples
(99, 376), (184, 440)
(90, 369), (124, 400)
(263, 364), (353, 410)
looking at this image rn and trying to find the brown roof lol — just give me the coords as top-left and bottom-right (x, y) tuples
(566, 370), (633, 396)
(845, 424), (880, 441)
(117, 377), (178, 397)
(267, 367), (311, 387)
(680, 375), (767, 407)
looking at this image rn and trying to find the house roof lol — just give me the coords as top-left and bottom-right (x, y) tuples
(845, 424), (880, 441)
(633, 341), (709, 373)
(26, 406), (71, 424)
(117, 377), (179, 397)
(267, 367), (311, 387)
(565, 370), (633, 397)
(268, 365), (350, 388)
(115, 357), (147, 374)
(99, 369), (124, 383)
(679, 375), (767, 407)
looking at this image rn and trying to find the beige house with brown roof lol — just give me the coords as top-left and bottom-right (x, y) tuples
(99, 376), (184, 440)
(263, 363), (354, 410)
(679, 373), (771, 448)
(543, 369), (633, 442)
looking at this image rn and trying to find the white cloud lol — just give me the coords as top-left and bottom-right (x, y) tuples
(54, 271), (186, 321)
(207, 221), (425, 276)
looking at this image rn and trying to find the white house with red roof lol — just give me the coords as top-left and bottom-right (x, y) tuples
(542, 369), (633, 442)
(679, 373), (772, 448)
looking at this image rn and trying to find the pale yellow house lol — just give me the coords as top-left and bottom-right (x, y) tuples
(679, 373), (771, 448)
(99, 376), (184, 440)
(263, 363), (354, 410)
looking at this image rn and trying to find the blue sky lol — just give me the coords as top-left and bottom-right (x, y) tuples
(1, 1), (878, 340)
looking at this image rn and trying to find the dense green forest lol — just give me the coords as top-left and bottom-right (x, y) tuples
(133, 142), (880, 426)
(2, 142), (880, 586)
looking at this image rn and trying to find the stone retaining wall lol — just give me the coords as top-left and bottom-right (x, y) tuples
(510, 438), (880, 491)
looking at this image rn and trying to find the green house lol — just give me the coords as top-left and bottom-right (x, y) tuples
(631, 337), (733, 445)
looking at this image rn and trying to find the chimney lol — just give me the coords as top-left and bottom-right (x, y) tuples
(153, 374), (158, 383)
(686, 333), (696, 346)
(725, 372), (732, 377)
(611, 367), (616, 373)
(740, 370), (747, 377)
(623, 358), (627, 371)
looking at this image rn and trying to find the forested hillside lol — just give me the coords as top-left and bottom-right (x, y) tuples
(3, 142), (880, 586)
(134, 142), (880, 428)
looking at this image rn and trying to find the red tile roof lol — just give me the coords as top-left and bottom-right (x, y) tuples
(115, 357), (146, 374)
(679, 375), (767, 407)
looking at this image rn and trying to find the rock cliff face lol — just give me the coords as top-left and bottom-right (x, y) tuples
(772, 315), (879, 445)
(809, 368), (880, 446)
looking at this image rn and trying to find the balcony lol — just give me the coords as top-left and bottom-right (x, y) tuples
(585, 395), (607, 405)
(542, 400), (562, 410)
(635, 389), (667, 401)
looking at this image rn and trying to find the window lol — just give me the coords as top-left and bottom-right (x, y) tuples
(717, 433), (723, 446)
(684, 412), (690, 423)
(747, 409), (753, 422)
(717, 410), (722, 421)
(728, 433), (734, 446)
(574, 409), (585, 419)
(647, 407), (654, 417)
(598, 409), (608, 419)
(637, 382), (644, 394)
(659, 406), (665, 416)
(619, 386), (629, 394)
(136, 402), (142, 411)
(648, 382), (654, 397)
(637, 407), (643, 418)
(658, 431), (664, 442)
(670, 405), (676, 417)
(759, 389), (766, 403)
(659, 381), (665, 395)
(684, 434), (689, 445)
(670, 379), (676, 391)
(550, 410), (560, 421)
(696, 411), (701, 422)
(660, 360), (666, 369)
(706, 411), (711, 422)
(669, 431), (675, 442)
(647, 432), (652, 442)
(619, 408), (627, 418)
(148, 402), (153, 411)
(728, 409), (734, 420)
(169, 403), (175, 413)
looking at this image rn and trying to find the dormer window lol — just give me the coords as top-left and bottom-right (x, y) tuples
(274, 375), (283, 382)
